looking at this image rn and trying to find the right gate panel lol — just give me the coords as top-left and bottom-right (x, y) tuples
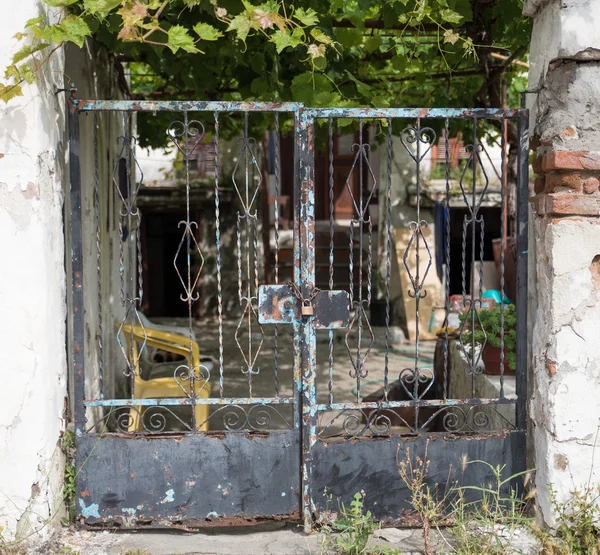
(303, 107), (529, 525)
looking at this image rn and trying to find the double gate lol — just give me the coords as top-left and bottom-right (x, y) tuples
(68, 98), (528, 530)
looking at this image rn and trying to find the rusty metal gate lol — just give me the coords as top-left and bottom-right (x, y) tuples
(68, 97), (528, 530)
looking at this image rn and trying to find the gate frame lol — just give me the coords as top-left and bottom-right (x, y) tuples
(67, 98), (529, 532)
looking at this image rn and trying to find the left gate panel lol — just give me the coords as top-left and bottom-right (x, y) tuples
(76, 432), (300, 526)
(67, 101), (302, 527)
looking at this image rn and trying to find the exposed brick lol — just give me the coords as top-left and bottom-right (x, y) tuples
(537, 192), (600, 216)
(530, 135), (541, 152)
(545, 171), (583, 192)
(561, 126), (577, 139)
(532, 155), (543, 174)
(546, 358), (557, 377)
(583, 177), (600, 194)
(541, 151), (600, 172)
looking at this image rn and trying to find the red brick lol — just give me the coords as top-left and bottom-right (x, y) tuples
(583, 177), (600, 194)
(545, 171), (583, 192)
(532, 155), (543, 174)
(541, 151), (600, 172)
(530, 135), (541, 151)
(540, 192), (600, 216)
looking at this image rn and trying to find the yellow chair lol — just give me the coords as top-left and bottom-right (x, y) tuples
(118, 324), (211, 432)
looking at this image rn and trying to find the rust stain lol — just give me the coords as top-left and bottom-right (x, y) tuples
(80, 490), (90, 498)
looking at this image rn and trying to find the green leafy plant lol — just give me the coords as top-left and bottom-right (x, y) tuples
(448, 459), (534, 555)
(534, 484), (600, 555)
(459, 303), (517, 371)
(397, 443), (455, 555)
(61, 430), (77, 525)
(320, 490), (400, 555)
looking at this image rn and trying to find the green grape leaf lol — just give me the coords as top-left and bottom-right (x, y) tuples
(310, 28), (332, 45)
(12, 42), (50, 64)
(0, 83), (23, 103)
(167, 25), (199, 53)
(227, 12), (252, 43)
(83, 0), (121, 17)
(364, 35), (381, 53)
(44, 0), (78, 6)
(271, 29), (302, 53)
(193, 22), (223, 41)
(293, 7), (318, 26)
(440, 8), (463, 24)
(59, 16), (92, 48)
(24, 16), (44, 29)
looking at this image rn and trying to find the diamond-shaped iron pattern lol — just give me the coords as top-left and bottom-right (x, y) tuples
(458, 299), (487, 375)
(458, 143), (490, 215)
(344, 143), (378, 219)
(116, 306), (147, 377)
(402, 221), (433, 299)
(112, 119), (145, 215)
(345, 301), (375, 379)
(232, 128), (265, 382)
(173, 221), (205, 303)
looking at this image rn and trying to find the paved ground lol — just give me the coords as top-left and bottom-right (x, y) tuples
(36, 524), (452, 554)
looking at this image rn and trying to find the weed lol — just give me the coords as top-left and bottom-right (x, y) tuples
(397, 442), (455, 555)
(533, 484), (600, 554)
(59, 547), (81, 555)
(448, 459), (534, 555)
(319, 490), (401, 554)
(397, 444), (534, 555)
(61, 430), (77, 526)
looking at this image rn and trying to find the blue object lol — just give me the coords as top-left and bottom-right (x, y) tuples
(482, 289), (512, 304)
(434, 201), (447, 282)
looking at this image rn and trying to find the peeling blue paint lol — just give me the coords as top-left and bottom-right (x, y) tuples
(79, 499), (100, 518)
(161, 489), (175, 504)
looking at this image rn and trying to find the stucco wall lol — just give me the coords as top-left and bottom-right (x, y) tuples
(0, 8), (122, 543)
(525, 0), (600, 526)
(0, 4), (67, 542)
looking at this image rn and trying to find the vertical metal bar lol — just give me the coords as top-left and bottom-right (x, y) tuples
(214, 112), (224, 398)
(384, 119), (393, 401)
(68, 101), (86, 434)
(356, 119), (364, 399)
(470, 117), (477, 396)
(499, 119), (507, 398)
(183, 111), (196, 430)
(297, 110), (316, 532)
(413, 120), (422, 430)
(274, 113), (280, 398)
(443, 119), (450, 401)
(93, 113), (104, 399)
(515, 109), (529, 432)
(328, 118), (334, 406)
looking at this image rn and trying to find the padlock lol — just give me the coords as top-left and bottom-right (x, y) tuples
(301, 300), (314, 316)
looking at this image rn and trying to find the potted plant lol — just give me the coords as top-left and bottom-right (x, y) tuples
(459, 303), (517, 375)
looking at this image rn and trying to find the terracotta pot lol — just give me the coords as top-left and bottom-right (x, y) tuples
(482, 344), (515, 375)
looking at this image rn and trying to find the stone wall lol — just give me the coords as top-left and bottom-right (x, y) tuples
(525, 0), (600, 526)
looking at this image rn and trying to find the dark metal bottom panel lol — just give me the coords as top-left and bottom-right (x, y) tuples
(312, 431), (525, 525)
(76, 431), (300, 528)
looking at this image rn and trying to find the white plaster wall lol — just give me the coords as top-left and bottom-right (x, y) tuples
(0, 3), (67, 542)
(525, 0), (600, 126)
(530, 218), (600, 525)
